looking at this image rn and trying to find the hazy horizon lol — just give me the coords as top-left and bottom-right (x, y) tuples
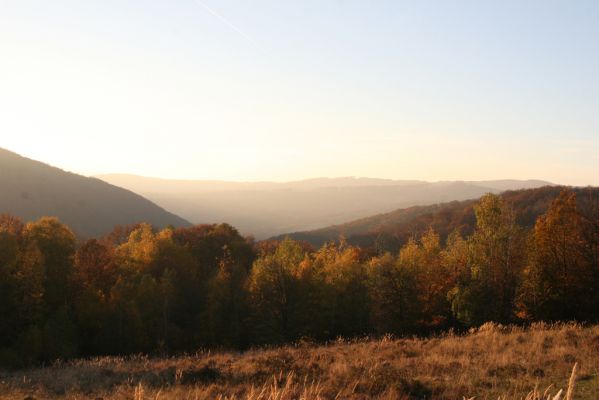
(97, 172), (555, 186)
(2, 146), (564, 186)
(0, 147), (576, 187)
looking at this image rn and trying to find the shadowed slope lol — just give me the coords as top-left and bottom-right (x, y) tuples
(0, 148), (190, 237)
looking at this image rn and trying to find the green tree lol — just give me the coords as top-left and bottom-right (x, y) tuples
(449, 194), (526, 326)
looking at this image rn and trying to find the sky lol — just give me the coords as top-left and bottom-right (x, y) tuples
(1, 0), (598, 185)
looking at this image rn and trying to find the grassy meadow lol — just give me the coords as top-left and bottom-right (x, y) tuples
(1, 323), (597, 399)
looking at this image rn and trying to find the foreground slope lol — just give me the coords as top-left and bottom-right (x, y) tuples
(1, 323), (596, 399)
(0, 148), (189, 237)
(280, 186), (598, 248)
(98, 173), (551, 238)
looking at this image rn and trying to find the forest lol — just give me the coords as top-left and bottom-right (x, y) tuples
(0, 188), (598, 368)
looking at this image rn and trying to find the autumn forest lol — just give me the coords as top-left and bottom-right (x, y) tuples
(1, 188), (598, 369)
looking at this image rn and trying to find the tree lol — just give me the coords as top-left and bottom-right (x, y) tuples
(0, 226), (21, 344)
(74, 239), (116, 294)
(0, 215), (44, 367)
(116, 223), (157, 272)
(72, 239), (116, 356)
(205, 250), (249, 348)
(577, 188), (599, 319)
(366, 252), (418, 334)
(248, 238), (305, 343)
(22, 217), (76, 311)
(520, 190), (591, 320)
(0, 214), (24, 236)
(316, 241), (370, 338)
(449, 194), (526, 326)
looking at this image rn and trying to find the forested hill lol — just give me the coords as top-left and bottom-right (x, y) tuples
(0, 148), (190, 237)
(277, 186), (599, 250)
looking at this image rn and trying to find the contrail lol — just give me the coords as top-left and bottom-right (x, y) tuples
(192, 0), (259, 48)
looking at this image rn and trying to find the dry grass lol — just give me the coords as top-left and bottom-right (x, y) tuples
(1, 323), (598, 399)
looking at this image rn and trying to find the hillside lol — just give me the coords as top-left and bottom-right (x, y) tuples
(1, 323), (594, 399)
(97, 174), (551, 239)
(279, 186), (598, 249)
(0, 148), (190, 237)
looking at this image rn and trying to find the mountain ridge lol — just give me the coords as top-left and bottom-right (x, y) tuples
(0, 148), (190, 237)
(273, 186), (598, 250)
(98, 173), (551, 190)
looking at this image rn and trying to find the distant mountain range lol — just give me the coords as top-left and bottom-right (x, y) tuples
(276, 186), (599, 250)
(0, 147), (559, 240)
(97, 173), (553, 239)
(0, 148), (190, 237)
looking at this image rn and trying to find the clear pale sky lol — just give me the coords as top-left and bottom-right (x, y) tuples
(1, 1), (598, 185)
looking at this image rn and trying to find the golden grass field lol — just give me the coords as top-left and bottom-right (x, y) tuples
(1, 323), (597, 399)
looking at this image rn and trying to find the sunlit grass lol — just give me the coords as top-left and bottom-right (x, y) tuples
(1, 323), (596, 399)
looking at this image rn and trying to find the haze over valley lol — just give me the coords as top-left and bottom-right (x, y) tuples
(98, 173), (551, 238)
(0, 147), (552, 239)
